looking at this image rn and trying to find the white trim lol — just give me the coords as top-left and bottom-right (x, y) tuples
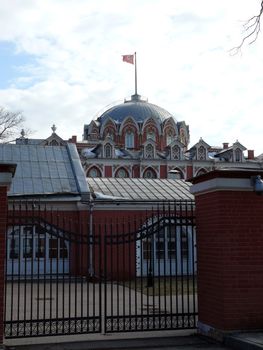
(190, 178), (253, 195)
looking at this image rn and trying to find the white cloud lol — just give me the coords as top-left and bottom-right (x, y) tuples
(0, 0), (262, 154)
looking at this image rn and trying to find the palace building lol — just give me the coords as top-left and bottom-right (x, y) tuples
(66, 93), (258, 180)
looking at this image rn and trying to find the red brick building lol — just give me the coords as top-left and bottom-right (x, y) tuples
(73, 94), (258, 180)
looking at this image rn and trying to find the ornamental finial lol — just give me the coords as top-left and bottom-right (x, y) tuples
(51, 124), (57, 133)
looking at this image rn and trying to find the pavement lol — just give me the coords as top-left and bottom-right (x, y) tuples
(4, 330), (263, 350)
(5, 335), (231, 350)
(225, 332), (263, 349)
(3, 332), (230, 350)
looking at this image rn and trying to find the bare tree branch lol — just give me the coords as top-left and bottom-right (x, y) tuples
(0, 107), (25, 142)
(230, 0), (263, 55)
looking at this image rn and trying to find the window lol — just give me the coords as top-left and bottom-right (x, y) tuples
(23, 238), (33, 259)
(35, 237), (45, 258)
(50, 140), (59, 146)
(23, 227), (33, 259)
(235, 148), (242, 162)
(116, 168), (129, 178)
(87, 167), (101, 177)
(145, 144), (154, 159)
(104, 144), (112, 158)
(143, 168), (157, 179)
(147, 129), (156, 141)
(105, 129), (114, 141)
(9, 237), (19, 259)
(198, 146), (206, 160)
(143, 241), (152, 260)
(168, 241), (176, 259)
(8, 226), (69, 261)
(166, 130), (173, 146)
(49, 239), (58, 259)
(196, 168), (207, 177)
(60, 239), (68, 259)
(49, 238), (68, 259)
(171, 145), (181, 160)
(181, 229), (188, 258)
(125, 130), (134, 148)
(156, 241), (165, 260)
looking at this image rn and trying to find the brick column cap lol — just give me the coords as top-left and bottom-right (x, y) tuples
(0, 163), (16, 189)
(190, 168), (263, 195)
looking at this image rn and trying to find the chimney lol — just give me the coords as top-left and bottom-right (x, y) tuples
(70, 135), (77, 144)
(247, 150), (254, 160)
(223, 142), (229, 149)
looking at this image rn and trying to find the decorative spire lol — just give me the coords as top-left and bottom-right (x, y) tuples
(51, 124), (57, 134)
(20, 129), (25, 138)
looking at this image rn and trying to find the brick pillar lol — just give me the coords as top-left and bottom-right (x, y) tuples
(0, 165), (16, 343)
(191, 169), (263, 339)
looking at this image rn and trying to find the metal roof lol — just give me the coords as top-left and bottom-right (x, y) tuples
(0, 143), (88, 197)
(87, 177), (194, 201)
(99, 94), (175, 124)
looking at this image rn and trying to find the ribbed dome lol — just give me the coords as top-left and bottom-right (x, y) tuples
(99, 94), (175, 124)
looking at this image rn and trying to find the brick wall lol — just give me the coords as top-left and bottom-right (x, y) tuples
(193, 181), (263, 332)
(0, 186), (8, 342)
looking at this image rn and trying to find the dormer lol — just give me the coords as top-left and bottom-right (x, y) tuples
(168, 139), (185, 160)
(232, 140), (246, 162)
(101, 135), (116, 159)
(143, 138), (156, 159)
(188, 138), (210, 161)
(214, 140), (246, 162)
(40, 125), (65, 146)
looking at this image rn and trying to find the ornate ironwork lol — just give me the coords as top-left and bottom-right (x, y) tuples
(105, 314), (198, 332)
(5, 200), (197, 339)
(5, 318), (100, 338)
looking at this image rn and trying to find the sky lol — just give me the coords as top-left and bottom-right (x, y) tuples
(0, 0), (262, 154)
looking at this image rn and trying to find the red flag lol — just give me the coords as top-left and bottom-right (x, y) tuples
(122, 54), (134, 64)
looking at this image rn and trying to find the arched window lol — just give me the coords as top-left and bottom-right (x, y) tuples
(198, 146), (206, 160)
(50, 140), (59, 146)
(104, 128), (114, 141)
(115, 168), (129, 178)
(143, 168), (157, 179)
(145, 144), (154, 159)
(87, 167), (102, 178)
(147, 129), (156, 141)
(125, 130), (134, 148)
(235, 148), (242, 162)
(171, 145), (181, 160)
(170, 168), (184, 179)
(104, 144), (112, 158)
(166, 130), (174, 146)
(196, 168), (207, 177)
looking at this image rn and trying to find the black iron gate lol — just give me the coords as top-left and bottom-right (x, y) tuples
(5, 201), (101, 338)
(104, 200), (197, 333)
(4, 200), (197, 339)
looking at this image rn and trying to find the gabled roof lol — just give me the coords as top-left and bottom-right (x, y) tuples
(188, 137), (210, 152)
(0, 143), (88, 198)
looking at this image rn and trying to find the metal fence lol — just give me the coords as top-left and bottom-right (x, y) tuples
(5, 200), (197, 338)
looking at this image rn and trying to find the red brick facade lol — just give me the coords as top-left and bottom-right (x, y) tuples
(0, 187), (7, 343)
(191, 170), (263, 335)
(0, 166), (16, 343)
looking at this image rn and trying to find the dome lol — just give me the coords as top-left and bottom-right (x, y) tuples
(98, 94), (176, 124)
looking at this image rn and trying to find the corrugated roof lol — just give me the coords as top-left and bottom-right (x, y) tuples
(87, 177), (193, 201)
(0, 143), (88, 197)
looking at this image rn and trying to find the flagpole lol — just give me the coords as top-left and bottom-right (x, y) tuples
(134, 52), (137, 95)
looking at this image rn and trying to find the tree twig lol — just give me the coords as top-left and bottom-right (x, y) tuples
(230, 0), (263, 55)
